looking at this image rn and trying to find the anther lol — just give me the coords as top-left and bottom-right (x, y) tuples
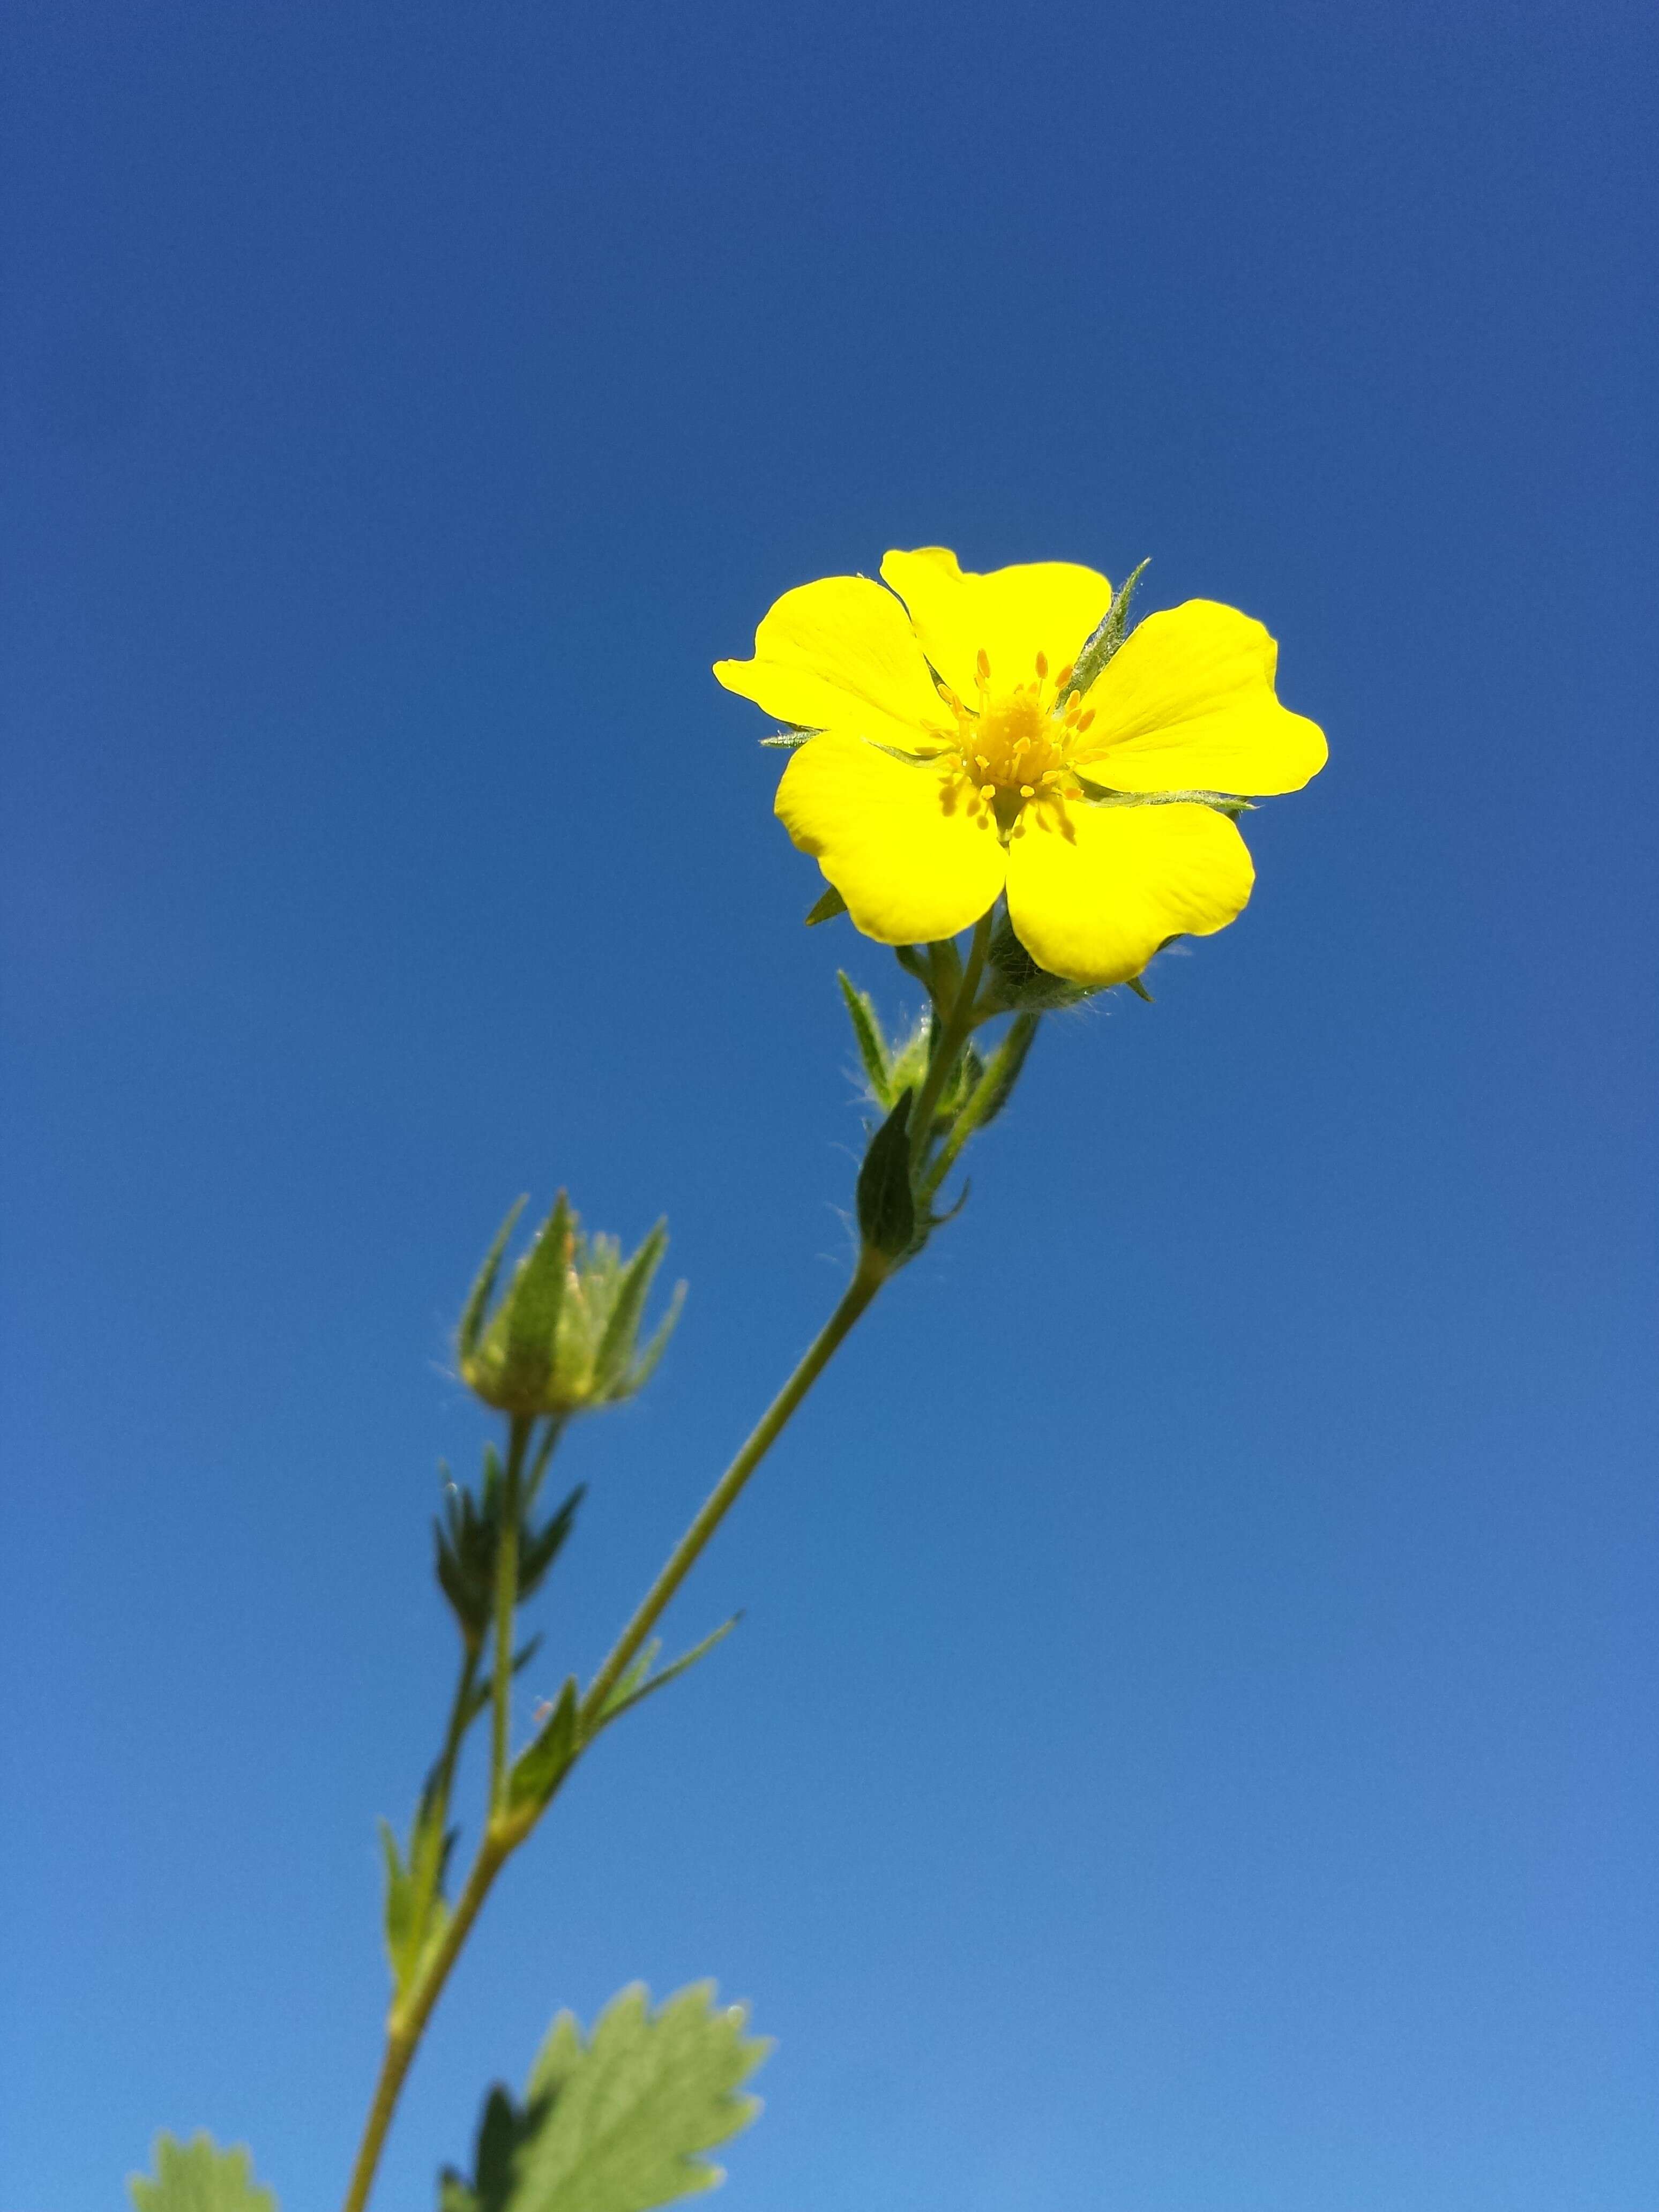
(1076, 708), (1095, 731)
(1019, 784), (1035, 798)
(1055, 662), (1074, 690)
(976, 647), (991, 682)
(975, 753), (989, 768)
(1035, 651), (1049, 678)
(980, 783), (996, 801)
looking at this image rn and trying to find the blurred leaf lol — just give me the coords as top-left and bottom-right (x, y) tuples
(507, 1677), (580, 1815)
(442, 1984), (767, 2212)
(596, 1619), (738, 1731)
(380, 1811), (453, 1999)
(130, 2135), (275, 2212)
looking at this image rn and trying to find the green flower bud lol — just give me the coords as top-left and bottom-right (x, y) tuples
(458, 1192), (684, 1418)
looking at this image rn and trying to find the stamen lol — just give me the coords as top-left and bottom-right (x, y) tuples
(1076, 708), (1095, 731)
(980, 783), (996, 801)
(1019, 784), (1035, 798)
(976, 647), (991, 682)
(1035, 651), (1049, 678)
(1054, 662), (1074, 690)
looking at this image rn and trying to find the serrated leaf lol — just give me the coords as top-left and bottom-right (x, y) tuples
(511, 1982), (767, 2212)
(130, 2134), (276, 2212)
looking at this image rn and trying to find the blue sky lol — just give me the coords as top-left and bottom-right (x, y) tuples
(2, 4), (1655, 2210)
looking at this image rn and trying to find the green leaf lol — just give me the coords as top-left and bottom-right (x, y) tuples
(507, 1677), (580, 1815)
(803, 884), (848, 924)
(836, 972), (891, 1101)
(130, 2134), (276, 2212)
(855, 1089), (916, 1260)
(445, 1983), (768, 2212)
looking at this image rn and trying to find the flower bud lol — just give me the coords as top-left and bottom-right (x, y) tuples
(458, 1192), (684, 1418)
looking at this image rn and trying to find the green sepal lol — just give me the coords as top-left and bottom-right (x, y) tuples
(594, 1222), (668, 1397)
(804, 884), (848, 925)
(836, 972), (891, 1100)
(595, 1618), (739, 1732)
(130, 2135), (276, 2212)
(759, 725), (817, 749)
(982, 911), (1093, 1012)
(856, 1090), (916, 1260)
(1063, 557), (1149, 701)
(1125, 974), (1155, 1003)
(968, 1013), (1039, 1132)
(1073, 775), (1256, 817)
(499, 1193), (575, 1395)
(507, 1676), (580, 1816)
(459, 1200), (527, 1367)
(440, 1983), (768, 2212)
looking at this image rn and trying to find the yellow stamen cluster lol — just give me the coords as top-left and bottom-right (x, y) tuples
(940, 651), (1098, 838)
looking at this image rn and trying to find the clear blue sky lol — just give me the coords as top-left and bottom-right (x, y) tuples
(2, 5), (1655, 2210)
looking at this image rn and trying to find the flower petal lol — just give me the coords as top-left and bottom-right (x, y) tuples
(1004, 798), (1255, 987)
(775, 733), (1006, 945)
(713, 574), (951, 752)
(879, 548), (1114, 703)
(1070, 600), (1327, 795)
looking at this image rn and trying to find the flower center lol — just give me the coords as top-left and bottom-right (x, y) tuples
(944, 648), (1097, 839)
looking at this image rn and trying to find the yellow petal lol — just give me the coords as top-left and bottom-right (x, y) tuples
(1070, 600), (1327, 795)
(879, 548), (1114, 702)
(774, 733), (1006, 945)
(1004, 799), (1255, 987)
(713, 574), (952, 753)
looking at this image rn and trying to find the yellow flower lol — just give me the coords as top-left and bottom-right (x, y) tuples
(715, 548), (1327, 988)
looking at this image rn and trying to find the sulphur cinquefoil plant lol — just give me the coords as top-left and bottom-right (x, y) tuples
(130, 547), (1324, 2212)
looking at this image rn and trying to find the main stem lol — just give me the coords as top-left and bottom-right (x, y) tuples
(340, 1833), (509, 2212)
(340, 1253), (891, 2212)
